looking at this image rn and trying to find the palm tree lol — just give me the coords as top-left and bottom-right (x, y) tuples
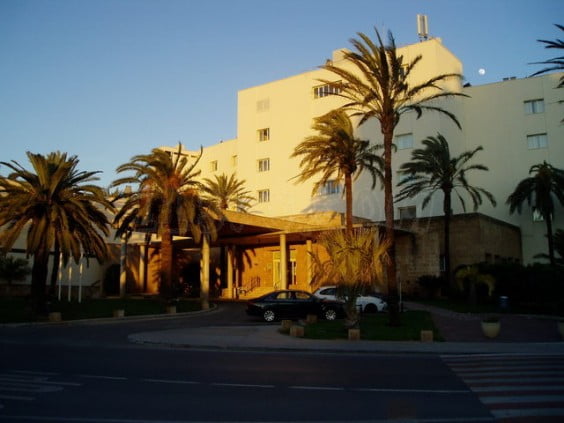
(202, 173), (254, 211)
(0, 255), (30, 296)
(507, 161), (564, 265)
(0, 152), (112, 315)
(396, 134), (496, 287)
(111, 144), (221, 298)
(311, 228), (389, 328)
(322, 28), (467, 325)
(530, 24), (564, 88)
(291, 109), (383, 234)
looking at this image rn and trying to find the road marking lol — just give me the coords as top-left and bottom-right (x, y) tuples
(0, 384), (62, 393)
(493, 408), (564, 419)
(143, 379), (199, 385)
(355, 388), (469, 394)
(290, 385), (344, 391)
(211, 382), (275, 389)
(76, 374), (128, 381)
(473, 385), (564, 393)
(0, 394), (34, 401)
(481, 394), (564, 404)
(11, 370), (59, 376)
(463, 376), (564, 384)
(0, 376), (81, 386)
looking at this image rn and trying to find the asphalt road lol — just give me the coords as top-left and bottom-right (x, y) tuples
(0, 303), (560, 422)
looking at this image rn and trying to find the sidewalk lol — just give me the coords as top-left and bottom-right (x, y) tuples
(129, 302), (564, 355)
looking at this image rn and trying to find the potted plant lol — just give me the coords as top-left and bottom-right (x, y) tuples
(481, 315), (500, 338)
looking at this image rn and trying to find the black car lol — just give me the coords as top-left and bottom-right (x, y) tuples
(246, 289), (343, 322)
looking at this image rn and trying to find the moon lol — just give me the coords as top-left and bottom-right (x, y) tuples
(478, 68), (486, 75)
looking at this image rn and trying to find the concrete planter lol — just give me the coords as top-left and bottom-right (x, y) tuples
(48, 312), (62, 322)
(280, 319), (292, 333)
(306, 314), (318, 324)
(290, 325), (304, 337)
(481, 320), (500, 338)
(348, 328), (360, 341)
(420, 330), (434, 342)
(113, 309), (125, 318)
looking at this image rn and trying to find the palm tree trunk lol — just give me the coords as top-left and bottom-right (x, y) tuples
(383, 128), (400, 326)
(546, 214), (555, 266)
(49, 241), (60, 296)
(344, 172), (353, 235)
(160, 226), (174, 298)
(443, 190), (452, 290)
(31, 246), (49, 317)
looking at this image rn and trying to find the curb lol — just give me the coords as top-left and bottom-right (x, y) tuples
(0, 303), (218, 328)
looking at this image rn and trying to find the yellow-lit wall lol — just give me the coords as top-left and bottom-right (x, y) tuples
(190, 37), (562, 265)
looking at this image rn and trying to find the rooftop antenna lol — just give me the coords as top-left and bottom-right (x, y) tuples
(417, 14), (429, 41)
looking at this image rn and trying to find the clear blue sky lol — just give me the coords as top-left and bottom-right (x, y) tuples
(1, 0), (562, 187)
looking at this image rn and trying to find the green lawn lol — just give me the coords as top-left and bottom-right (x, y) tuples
(0, 297), (202, 323)
(304, 310), (442, 341)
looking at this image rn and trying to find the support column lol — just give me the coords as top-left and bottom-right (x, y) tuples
(280, 233), (288, 290)
(306, 239), (313, 286)
(200, 236), (210, 309)
(139, 245), (146, 293)
(119, 237), (127, 298)
(226, 245), (234, 299)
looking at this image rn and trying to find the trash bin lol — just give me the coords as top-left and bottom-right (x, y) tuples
(499, 295), (509, 312)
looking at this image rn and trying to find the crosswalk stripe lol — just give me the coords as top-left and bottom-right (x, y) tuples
(480, 394), (564, 404)
(442, 354), (564, 420)
(473, 385), (564, 393)
(463, 376), (564, 384)
(492, 408), (564, 419)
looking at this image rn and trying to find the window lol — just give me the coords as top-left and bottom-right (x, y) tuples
(258, 128), (270, 142)
(527, 133), (548, 150)
(258, 158), (270, 172)
(256, 98), (270, 112)
(533, 209), (545, 222)
(313, 81), (342, 99)
(231, 155), (238, 166)
(524, 99), (544, 114)
(318, 179), (340, 195)
(398, 64), (408, 78)
(395, 133), (414, 150)
(398, 206), (416, 220)
(258, 189), (270, 203)
(397, 170), (412, 184)
(210, 160), (218, 172)
(273, 250), (297, 288)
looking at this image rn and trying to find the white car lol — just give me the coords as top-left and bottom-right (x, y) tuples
(313, 285), (387, 313)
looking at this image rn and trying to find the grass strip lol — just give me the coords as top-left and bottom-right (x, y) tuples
(304, 310), (443, 341)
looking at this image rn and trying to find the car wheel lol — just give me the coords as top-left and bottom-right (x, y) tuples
(263, 309), (276, 322)
(364, 303), (378, 314)
(324, 308), (337, 321)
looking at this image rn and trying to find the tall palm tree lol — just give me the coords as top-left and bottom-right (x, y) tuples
(202, 173), (254, 212)
(322, 28), (467, 325)
(396, 134), (496, 287)
(530, 24), (564, 88)
(111, 144), (221, 298)
(507, 161), (564, 265)
(0, 152), (112, 314)
(291, 109), (383, 234)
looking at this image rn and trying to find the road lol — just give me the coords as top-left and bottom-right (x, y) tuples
(0, 303), (562, 422)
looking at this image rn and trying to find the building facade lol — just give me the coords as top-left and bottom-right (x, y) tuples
(3, 36), (562, 300)
(170, 37), (562, 268)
